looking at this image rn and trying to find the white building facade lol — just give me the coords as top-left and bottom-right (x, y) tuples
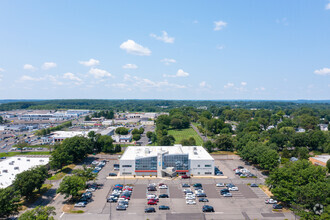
(119, 145), (214, 177)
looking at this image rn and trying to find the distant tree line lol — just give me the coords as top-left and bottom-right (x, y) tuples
(35, 121), (72, 136)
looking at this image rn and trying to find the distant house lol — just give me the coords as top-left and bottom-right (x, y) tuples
(51, 131), (88, 142)
(309, 155), (330, 167)
(140, 118), (154, 126)
(266, 125), (275, 130)
(319, 124), (328, 131)
(112, 135), (132, 143)
(296, 128), (306, 133)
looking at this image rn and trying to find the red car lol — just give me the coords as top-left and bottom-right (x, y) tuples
(159, 183), (165, 186)
(181, 175), (190, 179)
(148, 199), (157, 205)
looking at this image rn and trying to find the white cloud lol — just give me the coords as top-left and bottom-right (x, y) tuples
(120, 40), (151, 56)
(48, 75), (63, 86)
(224, 83), (234, 89)
(122, 64), (138, 69)
(326, 2), (330, 10)
(276, 17), (289, 26)
(0, 74), (3, 82)
(314, 67), (330, 76)
(111, 83), (129, 89)
(0, 68), (5, 72)
(20, 75), (43, 81)
(163, 69), (189, 78)
(42, 62), (57, 70)
(199, 81), (211, 88)
(150, 31), (175, 43)
(214, 20), (227, 31)
(79, 58), (100, 67)
(63, 72), (82, 84)
(23, 64), (37, 71)
(255, 87), (266, 91)
(89, 68), (112, 78)
(216, 45), (225, 50)
(193, 20), (199, 24)
(161, 58), (176, 65)
(241, 82), (247, 86)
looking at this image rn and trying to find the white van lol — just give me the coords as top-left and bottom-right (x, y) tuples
(147, 194), (158, 200)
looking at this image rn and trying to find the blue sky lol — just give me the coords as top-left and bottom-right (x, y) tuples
(0, 0), (329, 100)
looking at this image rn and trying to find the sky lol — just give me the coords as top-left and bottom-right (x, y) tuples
(0, 0), (330, 100)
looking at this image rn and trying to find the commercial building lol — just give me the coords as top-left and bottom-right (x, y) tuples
(51, 131), (88, 142)
(0, 156), (49, 188)
(309, 155), (330, 167)
(112, 134), (133, 143)
(119, 145), (214, 177)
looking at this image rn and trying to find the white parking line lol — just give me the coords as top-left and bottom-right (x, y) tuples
(128, 213), (136, 214)
(60, 212), (65, 218)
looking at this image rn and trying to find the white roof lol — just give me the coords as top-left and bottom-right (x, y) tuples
(52, 131), (88, 138)
(0, 156), (49, 188)
(312, 155), (330, 164)
(120, 144), (213, 161)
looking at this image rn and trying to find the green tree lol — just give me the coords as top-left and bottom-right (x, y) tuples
(50, 146), (73, 170)
(131, 128), (140, 135)
(203, 141), (214, 153)
(0, 187), (21, 218)
(57, 175), (86, 199)
(60, 136), (93, 162)
(84, 115), (91, 121)
(180, 137), (196, 146)
(214, 134), (234, 151)
(0, 115), (3, 123)
(97, 135), (114, 153)
(72, 165), (97, 182)
(19, 206), (56, 220)
(327, 159), (330, 172)
(170, 118), (183, 129)
(159, 135), (175, 146)
(115, 127), (129, 135)
(133, 134), (141, 141)
(146, 131), (153, 139)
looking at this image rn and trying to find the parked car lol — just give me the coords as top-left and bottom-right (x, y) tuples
(116, 205), (126, 211)
(147, 186), (157, 191)
(182, 183), (190, 187)
(193, 183), (202, 187)
(159, 185), (168, 189)
(202, 205), (214, 212)
(273, 204), (283, 209)
(216, 183), (225, 187)
(109, 173), (117, 176)
(107, 198), (118, 203)
(229, 187), (239, 191)
(181, 175), (190, 179)
(147, 200), (157, 205)
(186, 200), (196, 205)
(159, 194), (169, 198)
(250, 183), (258, 187)
(226, 183), (235, 188)
(159, 205), (170, 210)
(199, 198), (209, 202)
(223, 193), (232, 197)
(265, 199), (277, 204)
(145, 207), (156, 213)
(238, 166), (244, 169)
(220, 189), (230, 195)
(74, 202), (86, 207)
(196, 193), (207, 197)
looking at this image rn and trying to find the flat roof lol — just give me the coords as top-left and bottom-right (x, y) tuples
(0, 156), (49, 188)
(52, 131), (88, 138)
(311, 155), (330, 164)
(120, 145), (213, 161)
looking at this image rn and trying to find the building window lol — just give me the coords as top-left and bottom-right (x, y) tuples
(198, 172), (200, 174)
(122, 172), (132, 175)
(135, 156), (157, 171)
(197, 165), (200, 167)
(205, 172), (212, 174)
(122, 165), (132, 168)
(205, 165), (211, 167)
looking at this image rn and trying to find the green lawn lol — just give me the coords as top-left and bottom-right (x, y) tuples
(0, 151), (51, 158)
(168, 127), (204, 146)
(48, 164), (76, 180)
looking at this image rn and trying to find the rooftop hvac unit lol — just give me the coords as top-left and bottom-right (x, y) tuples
(145, 148), (150, 154)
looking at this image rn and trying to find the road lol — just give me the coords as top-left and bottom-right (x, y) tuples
(190, 123), (209, 142)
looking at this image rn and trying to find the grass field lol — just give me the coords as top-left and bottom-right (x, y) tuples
(48, 164), (76, 181)
(168, 127), (203, 146)
(0, 151), (51, 158)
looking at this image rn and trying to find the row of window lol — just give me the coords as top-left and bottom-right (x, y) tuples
(197, 172), (213, 174)
(197, 164), (212, 167)
(122, 165), (132, 167)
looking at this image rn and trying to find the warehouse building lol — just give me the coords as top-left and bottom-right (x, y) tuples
(119, 144), (214, 177)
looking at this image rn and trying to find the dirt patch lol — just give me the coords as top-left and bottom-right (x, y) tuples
(259, 185), (273, 197)
(62, 204), (74, 213)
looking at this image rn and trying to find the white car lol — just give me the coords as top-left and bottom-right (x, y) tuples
(186, 200), (196, 205)
(223, 193), (232, 197)
(265, 199), (277, 204)
(86, 188), (96, 192)
(186, 195), (196, 200)
(229, 187), (239, 191)
(216, 183), (225, 187)
(74, 202), (86, 207)
(159, 185), (168, 189)
(117, 198), (128, 203)
(195, 189), (204, 194)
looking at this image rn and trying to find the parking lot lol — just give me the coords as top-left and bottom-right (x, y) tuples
(60, 156), (295, 220)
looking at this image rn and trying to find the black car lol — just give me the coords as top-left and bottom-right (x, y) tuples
(182, 183), (190, 187)
(147, 186), (157, 191)
(273, 204), (283, 209)
(196, 193), (207, 197)
(202, 205), (214, 212)
(221, 189), (230, 195)
(238, 166), (244, 169)
(109, 173), (117, 176)
(107, 198), (117, 203)
(159, 194), (169, 198)
(159, 205), (170, 210)
(199, 198), (209, 202)
(250, 183), (258, 187)
(145, 207), (156, 213)
(193, 183), (202, 187)
(226, 183), (235, 188)
(116, 205), (126, 211)
(194, 186), (203, 190)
